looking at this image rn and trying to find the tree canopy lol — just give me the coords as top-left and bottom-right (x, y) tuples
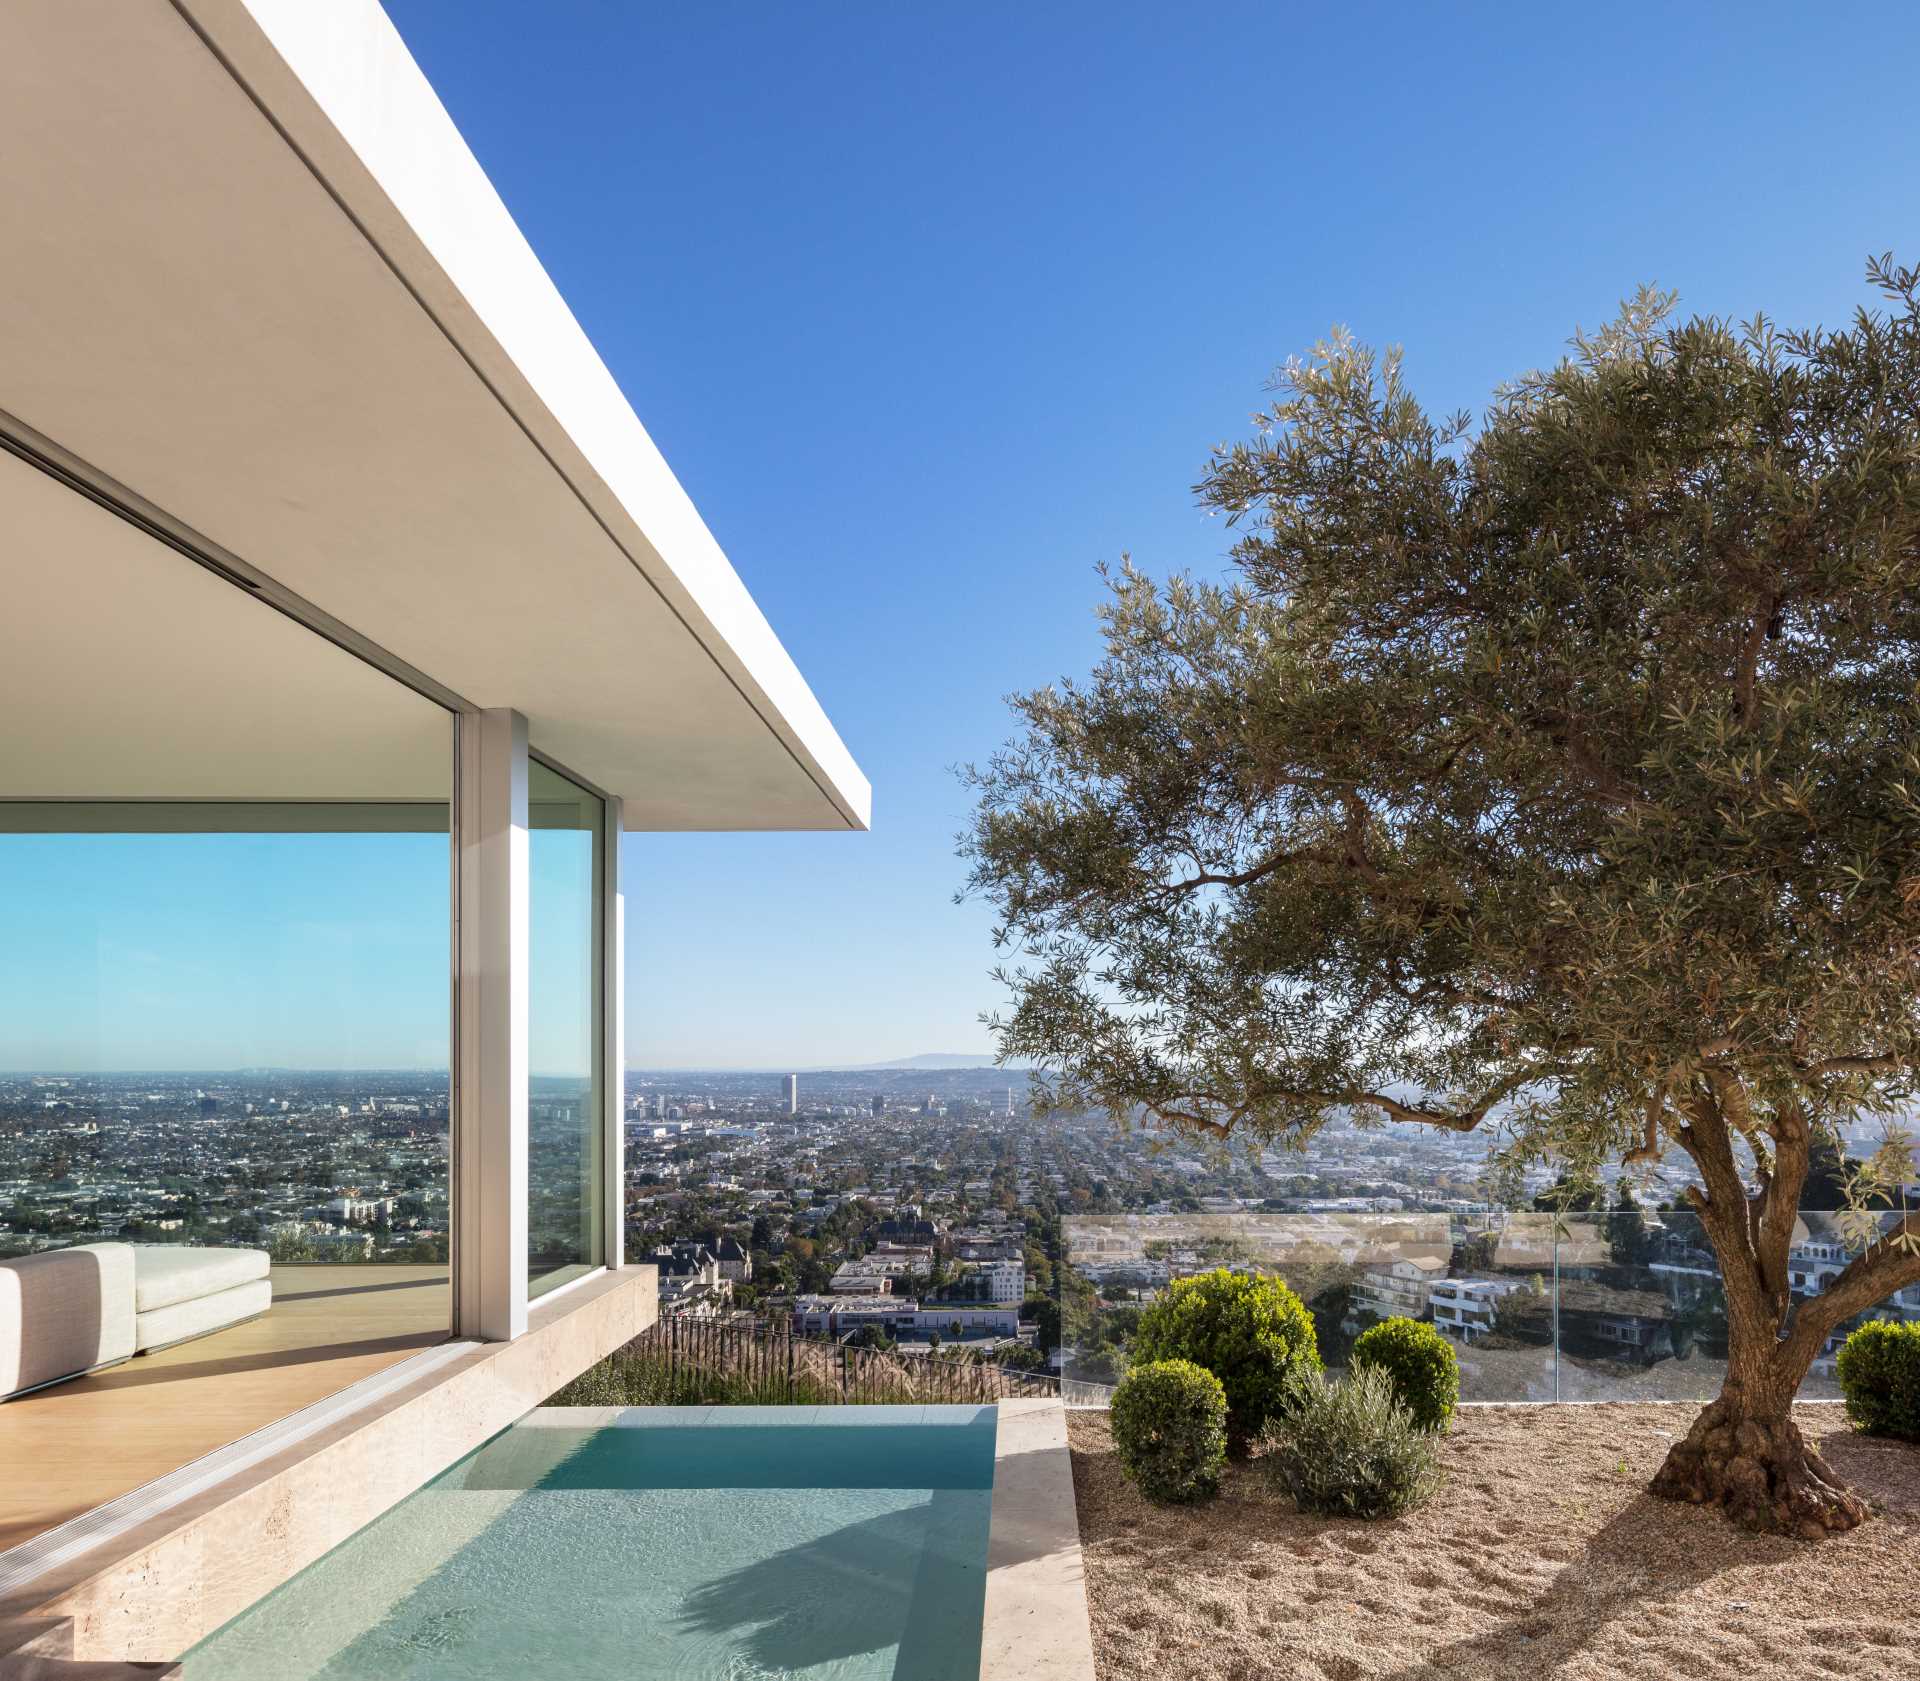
(963, 258), (1920, 1533)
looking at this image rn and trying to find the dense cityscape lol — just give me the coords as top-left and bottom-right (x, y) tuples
(7, 1062), (1914, 1399)
(0, 1058), (1528, 1264)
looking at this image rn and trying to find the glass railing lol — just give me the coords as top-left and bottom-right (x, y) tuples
(1056, 1208), (1920, 1403)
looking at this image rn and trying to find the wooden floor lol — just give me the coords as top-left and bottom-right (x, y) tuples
(0, 1264), (449, 1552)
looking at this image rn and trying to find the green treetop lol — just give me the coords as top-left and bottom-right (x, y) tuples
(963, 258), (1920, 1536)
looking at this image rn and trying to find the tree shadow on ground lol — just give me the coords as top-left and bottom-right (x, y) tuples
(1377, 1493), (1819, 1681)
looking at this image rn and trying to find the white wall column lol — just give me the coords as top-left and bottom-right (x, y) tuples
(602, 796), (626, 1270)
(454, 707), (529, 1341)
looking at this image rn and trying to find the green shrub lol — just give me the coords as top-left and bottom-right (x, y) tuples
(1110, 1358), (1229, 1504)
(1131, 1269), (1320, 1450)
(1259, 1365), (1442, 1520)
(1837, 1318), (1920, 1442)
(1351, 1317), (1460, 1433)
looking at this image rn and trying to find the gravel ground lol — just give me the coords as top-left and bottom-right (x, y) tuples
(1068, 1403), (1920, 1681)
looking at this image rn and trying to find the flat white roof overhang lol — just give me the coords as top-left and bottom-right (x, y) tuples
(0, 0), (869, 832)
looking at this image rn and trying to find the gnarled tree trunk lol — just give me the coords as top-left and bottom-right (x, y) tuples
(1649, 1087), (1885, 1537)
(1649, 1315), (1864, 1537)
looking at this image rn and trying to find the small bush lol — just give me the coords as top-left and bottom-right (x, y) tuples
(1110, 1358), (1229, 1504)
(1131, 1269), (1320, 1450)
(1259, 1365), (1442, 1520)
(1351, 1317), (1460, 1433)
(1837, 1318), (1920, 1442)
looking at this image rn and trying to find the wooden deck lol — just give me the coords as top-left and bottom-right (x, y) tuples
(0, 1264), (449, 1552)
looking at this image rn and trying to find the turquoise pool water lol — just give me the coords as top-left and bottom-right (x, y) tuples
(179, 1405), (998, 1681)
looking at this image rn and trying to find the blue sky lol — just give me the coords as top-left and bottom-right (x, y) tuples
(0, 835), (450, 1074)
(9, 6), (1918, 1074)
(0, 830), (591, 1077)
(383, 0), (1920, 1070)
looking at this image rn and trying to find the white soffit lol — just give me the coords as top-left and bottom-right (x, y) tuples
(0, 0), (869, 833)
(0, 448), (450, 803)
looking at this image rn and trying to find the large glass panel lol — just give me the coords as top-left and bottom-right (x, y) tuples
(0, 444), (453, 1531)
(0, 808), (451, 1267)
(527, 756), (604, 1298)
(1058, 1205), (1920, 1406)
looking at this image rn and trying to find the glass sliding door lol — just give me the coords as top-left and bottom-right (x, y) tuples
(0, 444), (454, 1354)
(526, 756), (604, 1298)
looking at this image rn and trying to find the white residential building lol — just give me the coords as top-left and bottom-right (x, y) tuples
(1429, 1277), (1520, 1343)
(979, 1259), (1026, 1303)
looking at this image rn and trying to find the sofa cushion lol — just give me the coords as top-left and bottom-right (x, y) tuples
(134, 1277), (272, 1354)
(1, 1242), (137, 1398)
(131, 1245), (270, 1314)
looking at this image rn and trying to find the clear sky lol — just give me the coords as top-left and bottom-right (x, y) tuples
(10, 6), (1916, 1076)
(372, 0), (1920, 1070)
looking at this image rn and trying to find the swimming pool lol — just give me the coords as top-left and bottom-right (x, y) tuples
(178, 1404), (998, 1681)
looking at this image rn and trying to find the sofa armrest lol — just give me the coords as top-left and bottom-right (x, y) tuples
(1, 1242), (138, 1398)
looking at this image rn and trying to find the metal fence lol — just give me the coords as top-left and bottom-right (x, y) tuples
(634, 1313), (1064, 1404)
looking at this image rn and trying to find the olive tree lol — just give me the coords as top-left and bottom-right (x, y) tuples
(961, 260), (1920, 1536)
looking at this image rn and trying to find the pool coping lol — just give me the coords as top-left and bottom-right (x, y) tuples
(980, 1398), (1098, 1681)
(519, 1402), (995, 1428)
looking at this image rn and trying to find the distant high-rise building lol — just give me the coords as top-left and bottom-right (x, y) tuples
(1006, 1086), (1015, 1117)
(786, 1073), (799, 1115)
(870, 1093), (884, 1118)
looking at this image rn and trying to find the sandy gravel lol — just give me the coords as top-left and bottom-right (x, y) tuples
(1068, 1403), (1920, 1681)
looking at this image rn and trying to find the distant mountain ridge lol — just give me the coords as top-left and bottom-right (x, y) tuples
(833, 1053), (1022, 1071)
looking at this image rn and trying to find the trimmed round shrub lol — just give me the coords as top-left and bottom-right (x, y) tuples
(1110, 1358), (1228, 1504)
(1351, 1317), (1460, 1433)
(1259, 1365), (1442, 1520)
(1837, 1318), (1920, 1442)
(1131, 1269), (1320, 1451)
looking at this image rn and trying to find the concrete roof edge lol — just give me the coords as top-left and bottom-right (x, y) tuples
(173, 0), (872, 831)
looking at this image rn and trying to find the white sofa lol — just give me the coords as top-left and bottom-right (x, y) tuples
(1, 1242), (271, 1399)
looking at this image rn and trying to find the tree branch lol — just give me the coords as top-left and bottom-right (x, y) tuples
(1795, 1052), (1909, 1080)
(1732, 591), (1777, 723)
(1143, 1067), (1548, 1140)
(1623, 1076), (1671, 1167)
(1149, 849), (1308, 903)
(1780, 1213), (1920, 1373)
(1753, 1097), (1811, 1310)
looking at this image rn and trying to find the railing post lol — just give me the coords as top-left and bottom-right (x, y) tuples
(1551, 1224), (1562, 1403)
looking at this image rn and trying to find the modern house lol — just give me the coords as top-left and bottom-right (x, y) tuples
(1498, 1282), (1678, 1366)
(0, 0), (870, 1669)
(1428, 1277), (1520, 1343)
(790, 1296), (1023, 1343)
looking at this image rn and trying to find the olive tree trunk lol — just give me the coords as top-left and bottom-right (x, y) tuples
(1648, 1271), (1864, 1536)
(1649, 1089), (1914, 1537)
